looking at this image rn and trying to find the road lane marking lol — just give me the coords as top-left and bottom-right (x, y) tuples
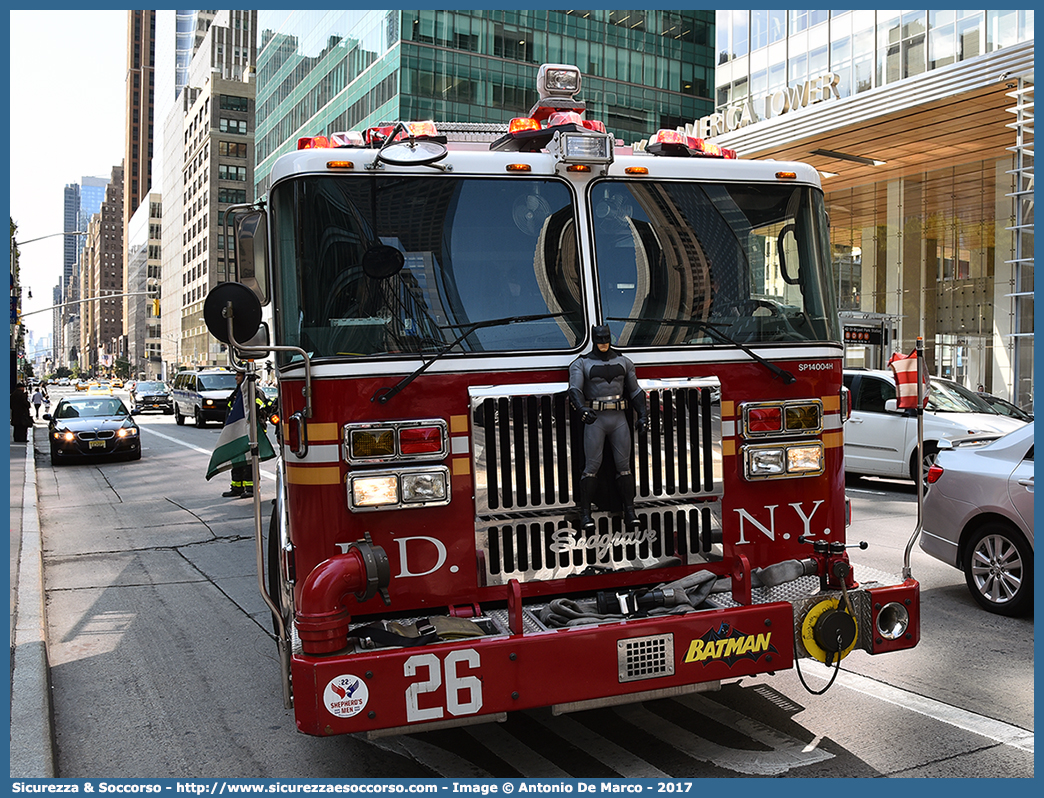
(803, 661), (1034, 753)
(140, 426), (276, 480)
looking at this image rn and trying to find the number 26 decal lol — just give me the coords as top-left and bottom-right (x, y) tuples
(404, 649), (483, 722)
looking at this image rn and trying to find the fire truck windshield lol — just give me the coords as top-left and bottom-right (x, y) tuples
(591, 180), (839, 347)
(269, 175), (585, 360)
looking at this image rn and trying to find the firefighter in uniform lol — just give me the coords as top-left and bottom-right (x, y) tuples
(568, 325), (648, 530)
(221, 371), (268, 499)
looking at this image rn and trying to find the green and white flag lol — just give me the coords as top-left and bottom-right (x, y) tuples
(206, 390), (275, 480)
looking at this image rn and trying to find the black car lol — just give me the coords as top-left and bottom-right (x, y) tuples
(45, 396), (142, 464)
(130, 380), (174, 414)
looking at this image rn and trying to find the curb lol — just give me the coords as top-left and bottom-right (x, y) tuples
(10, 427), (56, 778)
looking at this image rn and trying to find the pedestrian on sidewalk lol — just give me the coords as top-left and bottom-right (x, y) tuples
(11, 383), (33, 442)
(30, 386), (45, 419)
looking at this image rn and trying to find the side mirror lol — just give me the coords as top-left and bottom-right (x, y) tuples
(233, 210), (269, 306)
(884, 399), (898, 413)
(203, 282), (263, 346)
(42, 414), (51, 421)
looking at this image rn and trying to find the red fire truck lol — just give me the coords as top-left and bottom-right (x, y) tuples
(210, 63), (920, 738)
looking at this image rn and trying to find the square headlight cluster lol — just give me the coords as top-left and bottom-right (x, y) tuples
(344, 419), (448, 464)
(348, 466), (451, 512)
(744, 442), (825, 480)
(741, 400), (823, 438)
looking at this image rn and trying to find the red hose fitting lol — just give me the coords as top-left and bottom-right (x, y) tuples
(296, 540), (389, 655)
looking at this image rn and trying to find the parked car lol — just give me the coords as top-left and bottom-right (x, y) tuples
(978, 393), (1033, 422)
(843, 369), (1026, 483)
(44, 396), (142, 464)
(129, 380), (174, 414)
(171, 368), (238, 427)
(920, 423), (1033, 616)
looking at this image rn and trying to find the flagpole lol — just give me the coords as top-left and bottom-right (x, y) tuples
(903, 336), (925, 578)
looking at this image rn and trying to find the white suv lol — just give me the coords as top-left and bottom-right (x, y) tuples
(843, 369), (1027, 483)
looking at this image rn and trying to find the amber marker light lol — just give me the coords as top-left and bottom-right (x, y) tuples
(506, 163), (532, 172)
(776, 171), (798, 180)
(326, 160), (355, 169)
(566, 164), (591, 172)
(625, 166), (649, 175)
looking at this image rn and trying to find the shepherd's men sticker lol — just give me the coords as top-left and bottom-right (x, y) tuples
(324, 674), (369, 717)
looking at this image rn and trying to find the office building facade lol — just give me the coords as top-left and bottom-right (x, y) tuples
(708, 10), (1033, 406)
(159, 10), (257, 375)
(126, 194), (163, 379)
(57, 183), (80, 368)
(79, 165), (124, 375)
(254, 10), (716, 196)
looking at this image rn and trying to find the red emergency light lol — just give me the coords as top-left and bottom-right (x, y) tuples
(647, 129), (737, 159)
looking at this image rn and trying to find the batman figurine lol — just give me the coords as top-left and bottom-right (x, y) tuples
(567, 325), (648, 531)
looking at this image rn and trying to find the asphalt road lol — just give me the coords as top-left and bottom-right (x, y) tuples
(33, 387), (1034, 779)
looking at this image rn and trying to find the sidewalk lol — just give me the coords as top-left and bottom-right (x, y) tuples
(9, 422), (56, 777)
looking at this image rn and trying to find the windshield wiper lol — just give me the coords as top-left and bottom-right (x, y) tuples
(607, 316), (796, 384)
(371, 312), (567, 404)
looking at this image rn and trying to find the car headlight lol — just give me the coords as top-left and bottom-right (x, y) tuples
(117, 426), (139, 438)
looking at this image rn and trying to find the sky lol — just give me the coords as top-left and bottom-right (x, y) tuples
(9, 10), (128, 350)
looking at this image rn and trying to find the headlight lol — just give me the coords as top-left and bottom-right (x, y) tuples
(347, 466), (451, 512)
(402, 472), (447, 503)
(351, 475), (399, 508)
(744, 442), (824, 480)
(117, 427), (139, 438)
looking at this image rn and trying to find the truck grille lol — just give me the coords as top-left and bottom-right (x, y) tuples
(470, 379), (723, 584)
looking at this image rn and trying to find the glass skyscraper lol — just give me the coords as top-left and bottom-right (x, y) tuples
(709, 10), (1033, 407)
(254, 10), (716, 196)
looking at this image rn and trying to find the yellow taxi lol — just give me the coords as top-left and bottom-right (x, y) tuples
(111, 378), (124, 388)
(74, 378), (90, 391)
(86, 382), (113, 396)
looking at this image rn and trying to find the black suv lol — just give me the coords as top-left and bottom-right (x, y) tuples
(129, 380), (174, 414)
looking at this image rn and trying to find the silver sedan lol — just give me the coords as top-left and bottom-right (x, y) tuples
(920, 422), (1034, 616)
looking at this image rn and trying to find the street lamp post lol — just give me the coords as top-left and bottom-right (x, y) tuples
(9, 229), (86, 385)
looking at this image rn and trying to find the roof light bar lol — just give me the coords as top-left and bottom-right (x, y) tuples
(647, 129), (737, 159)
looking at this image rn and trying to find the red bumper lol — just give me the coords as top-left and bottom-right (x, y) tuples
(291, 601), (795, 736)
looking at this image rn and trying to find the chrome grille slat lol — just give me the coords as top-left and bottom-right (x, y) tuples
(471, 378), (723, 585)
(472, 379), (721, 517)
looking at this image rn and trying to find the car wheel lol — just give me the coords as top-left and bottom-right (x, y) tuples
(195, 407), (206, 428)
(174, 405), (184, 425)
(963, 523), (1033, 616)
(910, 443), (939, 486)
